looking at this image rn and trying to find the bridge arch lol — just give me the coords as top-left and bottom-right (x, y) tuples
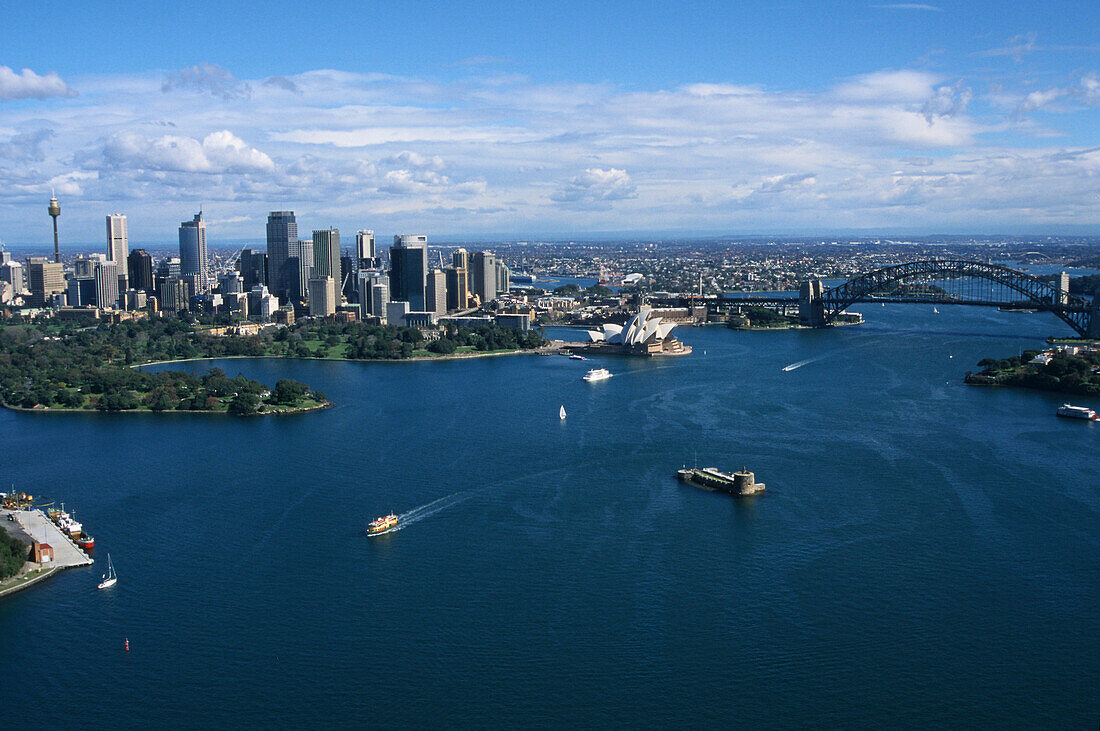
(816, 259), (1095, 337)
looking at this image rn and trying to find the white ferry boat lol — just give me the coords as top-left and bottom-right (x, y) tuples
(583, 368), (612, 382)
(1056, 403), (1099, 421)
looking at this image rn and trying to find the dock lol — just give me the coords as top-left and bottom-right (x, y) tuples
(2, 508), (94, 568)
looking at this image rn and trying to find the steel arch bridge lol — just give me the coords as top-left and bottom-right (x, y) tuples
(812, 259), (1096, 337)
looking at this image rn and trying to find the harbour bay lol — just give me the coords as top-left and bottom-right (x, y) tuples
(1, 303), (1098, 726)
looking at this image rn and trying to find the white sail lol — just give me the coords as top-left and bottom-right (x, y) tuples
(559, 405), (566, 420)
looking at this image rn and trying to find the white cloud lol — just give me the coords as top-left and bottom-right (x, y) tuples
(98, 130), (274, 173)
(833, 70), (939, 102)
(0, 62), (1098, 236)
(0, 66), (76, 100)
(162, 64), (251, 101)
(551, 168), (638, 208)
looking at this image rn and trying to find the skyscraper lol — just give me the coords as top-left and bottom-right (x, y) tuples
(26, 257), (64, 307)
(178, 211), (209, 294)
(239, 249), (268, 291)
(389, 235), (428, 311)
(446, 247), (470, 310)
(106, 214), (128, 288)
(266, 211), (298, 303)
(312, 228), (341, 281)
(127, 249), (154, 293)
(371, 282), (389, 323)
(426, 269), (447, 315)
(470, 251), (498, 305)
(93, 260), (119, 309)
(356, 230), (376, 267)
(308, 276), (337, 318)
(357, 270), (389, 316)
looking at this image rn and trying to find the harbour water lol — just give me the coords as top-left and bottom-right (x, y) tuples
(1, 304), (1097, 726)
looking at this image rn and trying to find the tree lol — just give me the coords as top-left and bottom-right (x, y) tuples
(273, 379), (308, 405)
(427, 338), (457, 355)
(228, 393), (260, 415)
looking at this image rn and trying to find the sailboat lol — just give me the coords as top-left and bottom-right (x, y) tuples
(933, 306), (939, 313)
(559, 405), (566, 420)
(97, 553), (117, 589)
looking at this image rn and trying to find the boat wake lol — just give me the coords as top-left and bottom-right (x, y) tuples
(371, 492), (469, 535)
(782, 355), (826, 372)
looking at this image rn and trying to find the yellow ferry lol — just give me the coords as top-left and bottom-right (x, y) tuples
(366, 513), (398, 535)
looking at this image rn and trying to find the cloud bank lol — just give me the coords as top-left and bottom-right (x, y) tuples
(0, 58), (1098, 239)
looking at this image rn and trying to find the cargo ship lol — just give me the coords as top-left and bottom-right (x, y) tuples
(1057, 403), (1099, 421)
(366, 513), (398, 535)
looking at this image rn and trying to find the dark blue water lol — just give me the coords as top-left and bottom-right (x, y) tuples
(2, 304), (1098, 727)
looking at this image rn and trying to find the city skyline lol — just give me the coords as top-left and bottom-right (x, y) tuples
(1, 2), (1100, 242)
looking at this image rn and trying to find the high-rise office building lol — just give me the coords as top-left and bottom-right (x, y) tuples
(290, 239), (314, 303)
(308, 276), (337, 318)
(496, 260), (511, 295)
(239, 249), (268, 291)
(266, 211), (298, 303)
(470, 251), (498, 305)
(67, 276), (97, 307)
(93, 261), (119, 308)
(74, 254), (107, 278)
(178, 211), (209, 294)
(447, 248), (471, 310)
(371, 282), (389, 323)
(341, 253), (356, 301)
(426, 269), (447, 315)
(312, 228), (340, 281)
(389, 235), (428, 311)
(219, 272), (244, 294)
(158, 277), (188, 313)
(127, 249), (154, 293)
(356, 230), (377, 267)
(25, 257), (63, 306)
(357, 270), (389, 316)
(106, 214), (128, 288)
(0, 259), (24, 294)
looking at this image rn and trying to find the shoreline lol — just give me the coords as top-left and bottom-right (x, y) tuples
(0, 565), (61, 598)
(133, 346), (550, 369)
(1, 398), (332, 417)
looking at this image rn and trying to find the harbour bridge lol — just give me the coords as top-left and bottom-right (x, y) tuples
(712, 260), (1099, 338)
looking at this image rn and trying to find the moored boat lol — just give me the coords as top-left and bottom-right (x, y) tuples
(366, 513), (399, 535)
(1057, 403), (1099, 421)
(76, 534), (95, 552)
(583, 368), (612, 382)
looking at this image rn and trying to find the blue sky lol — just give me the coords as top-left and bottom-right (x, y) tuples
(1, 0), (1100, 243)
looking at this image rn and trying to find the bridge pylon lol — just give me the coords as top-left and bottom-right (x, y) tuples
(799, 279), (826, 327)
(1087, 300), (1100, 339)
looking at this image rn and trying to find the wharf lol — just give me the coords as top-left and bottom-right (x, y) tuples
(2, 508), (94, 568)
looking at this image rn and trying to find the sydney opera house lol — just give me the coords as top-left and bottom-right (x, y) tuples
(585, 308), (692, 356)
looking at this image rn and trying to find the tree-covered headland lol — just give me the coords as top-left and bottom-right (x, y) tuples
(0, 315), (545, 414)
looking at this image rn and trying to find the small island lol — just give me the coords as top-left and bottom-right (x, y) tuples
(965, 345), (1100, 397)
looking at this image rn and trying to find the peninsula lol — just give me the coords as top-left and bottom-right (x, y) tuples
(965, 345), (1100, 397)
(0, 316), (546, 415)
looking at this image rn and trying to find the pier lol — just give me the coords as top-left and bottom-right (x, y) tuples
(2, 508), (94, 569)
